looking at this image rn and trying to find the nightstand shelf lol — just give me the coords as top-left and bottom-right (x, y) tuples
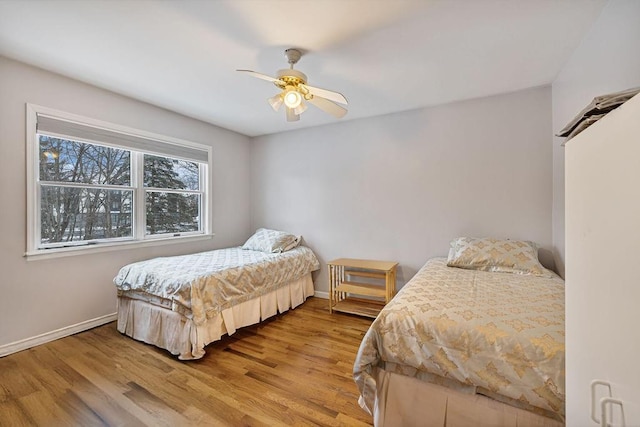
(332, 298), (386, 318)
(328, 258), (398, 318)
(335, 281), (387, 298)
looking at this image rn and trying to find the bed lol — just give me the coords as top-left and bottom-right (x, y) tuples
(353, 238), (565, 427)
(114, 229), (320, 360)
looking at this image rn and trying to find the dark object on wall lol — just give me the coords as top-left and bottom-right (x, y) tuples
(558, 86), (640, 142)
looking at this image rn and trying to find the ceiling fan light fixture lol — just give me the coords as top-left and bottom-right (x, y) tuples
(286, 107), (299, 122)
(268, 93), (283, 112)
(293, 100), (307, 115)
(283, 89), (302, 109)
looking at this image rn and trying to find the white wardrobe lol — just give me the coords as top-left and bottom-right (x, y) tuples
(565, 93), (640, 425)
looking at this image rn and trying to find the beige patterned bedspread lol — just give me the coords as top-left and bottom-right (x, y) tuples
(114, 246), (319, 326)
(354, 258), (565, 418)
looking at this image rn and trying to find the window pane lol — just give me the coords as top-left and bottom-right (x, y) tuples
(40, 186), (133, 244)
(39, 135), (131, 185)
(146, 192), (200, 235)
(144, 154), (199, 190)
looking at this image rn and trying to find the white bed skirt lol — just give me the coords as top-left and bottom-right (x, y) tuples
(364, 367), (563, 427)
(117, 273), (314, 360)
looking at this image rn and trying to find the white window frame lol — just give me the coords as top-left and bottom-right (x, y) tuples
(26, 104), (213, 260)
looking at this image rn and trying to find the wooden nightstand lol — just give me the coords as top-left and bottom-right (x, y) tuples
(328, 258), (398, 318)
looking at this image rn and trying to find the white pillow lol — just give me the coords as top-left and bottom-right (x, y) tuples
(446, 237), (555, 277)
(242, 228), (301, 253)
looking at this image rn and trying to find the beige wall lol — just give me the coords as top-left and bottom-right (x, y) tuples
(251, 86), (554, 293)
(0, 56), (252, 348)
(551, 0), (640, 277)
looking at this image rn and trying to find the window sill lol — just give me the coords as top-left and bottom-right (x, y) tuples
(25, 234), (215, 261)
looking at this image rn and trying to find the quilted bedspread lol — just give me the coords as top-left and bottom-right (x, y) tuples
(114, 246), (319, 326)
(354, 258), (565, 418)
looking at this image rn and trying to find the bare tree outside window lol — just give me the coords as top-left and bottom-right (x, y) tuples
(39, 135), (132, 244)
(38, 137), (203, 246)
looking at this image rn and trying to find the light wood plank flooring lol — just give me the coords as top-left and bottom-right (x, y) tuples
(0, 297), (374, 426)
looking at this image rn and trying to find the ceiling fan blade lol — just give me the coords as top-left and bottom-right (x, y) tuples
(286, 107), (300, 122)
(300, 84), (347, 105)
(306, 96), (348, 118)
(236, 69), (280, 83)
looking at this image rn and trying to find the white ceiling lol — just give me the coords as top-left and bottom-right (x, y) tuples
(0, 0), (606, 137)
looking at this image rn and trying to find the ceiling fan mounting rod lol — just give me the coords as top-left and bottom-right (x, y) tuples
(284, 48), (302, 68)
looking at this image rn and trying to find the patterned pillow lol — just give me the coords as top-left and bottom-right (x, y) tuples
(242, 228), (301, 253)
(446, 237), (554, 277)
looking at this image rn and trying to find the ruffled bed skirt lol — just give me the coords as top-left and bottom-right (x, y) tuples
(117, 273), (314, 360)
(363, 367), (563, 427)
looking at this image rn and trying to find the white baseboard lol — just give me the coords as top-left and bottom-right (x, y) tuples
(314, 290), (329, 299)
(0, 312), (117, 358)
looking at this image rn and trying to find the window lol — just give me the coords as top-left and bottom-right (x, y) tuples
(27, 105), (212, 258)
(143, 154), (202, 236)
(39, 136), (133, 246)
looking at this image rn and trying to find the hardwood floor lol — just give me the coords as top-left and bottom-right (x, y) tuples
(0, 297), (374, 426)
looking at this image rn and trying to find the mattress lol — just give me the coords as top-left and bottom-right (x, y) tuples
(353, 257), (565, 419)
(114, 245), (320, 326)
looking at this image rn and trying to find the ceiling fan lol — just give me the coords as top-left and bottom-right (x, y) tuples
(237, 48), (348, 122)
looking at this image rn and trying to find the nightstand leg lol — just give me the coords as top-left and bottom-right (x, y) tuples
(328, 264), (333, 313)
(386, 272), (390, 303)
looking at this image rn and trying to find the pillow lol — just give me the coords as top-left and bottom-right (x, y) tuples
(446, 237), (554, 277)
(242, 228), (301, 253)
